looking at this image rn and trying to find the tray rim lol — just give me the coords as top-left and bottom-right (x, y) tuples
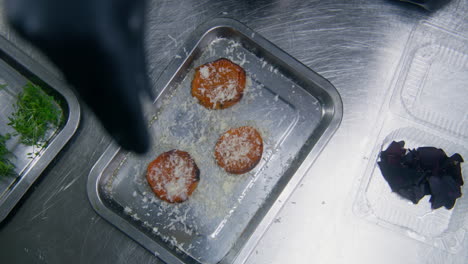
(87, 17), (343, 264)
(0, 35), (81, 222)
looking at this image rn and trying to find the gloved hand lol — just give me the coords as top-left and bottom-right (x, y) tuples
(398, 0), (451, 10)
(5, 0), (150, 153)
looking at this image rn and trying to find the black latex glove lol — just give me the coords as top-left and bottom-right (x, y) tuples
(399, 0), (451, 10)
(5, 0), (150, 153)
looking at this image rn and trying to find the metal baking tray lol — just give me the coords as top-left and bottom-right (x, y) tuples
(0, 36), (80, 222)
(88, 18), (342, 264)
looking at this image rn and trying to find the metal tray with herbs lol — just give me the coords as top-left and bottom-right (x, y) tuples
(0, 35), (80, 222)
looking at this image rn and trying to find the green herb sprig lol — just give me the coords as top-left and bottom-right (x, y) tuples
(0, 133), (15, 177)
(8, 82), (62, 157)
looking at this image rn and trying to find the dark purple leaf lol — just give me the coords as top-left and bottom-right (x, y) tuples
(428, 175), (461, 210)
(443, 153), (464, 186)
(378, 140), (464, 210)
(380, 141), (406, 167)
(378, 162), (422, 191)
(397, 183), (428, 204)
(417, 147), (446, 175)
(402, 149), (417, 167)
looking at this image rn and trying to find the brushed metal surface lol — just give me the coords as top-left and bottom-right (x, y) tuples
(0, 0), (467, 263)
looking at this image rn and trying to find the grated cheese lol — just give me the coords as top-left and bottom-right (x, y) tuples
(194, 60), (244, 108)
(206, 80), (239, 105)
(118, 37), (286, 261)
(199, 66), (210, 79)
(215, 127), (262, 171)
(124, 206), (132, 214)
(148, 151), (196, 202)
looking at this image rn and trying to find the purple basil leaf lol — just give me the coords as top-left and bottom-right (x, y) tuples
(417, 147), (446, 174)
(378, 140), (464, 210)
(450, 153), (464, 163)
(423, 181), (431, 195)
(402, 149), (417, 167)
(378, 162), (423, 191)
(397, 184), (427, 204)
(381, 141), (406, 167)
(443, 153), (464, 186)
(428, 175), (461, 210)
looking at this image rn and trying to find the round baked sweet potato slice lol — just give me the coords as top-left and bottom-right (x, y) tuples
(215, 126), (263, 174)
(191, 58), (246, 109)
(146, 150), (200, 203)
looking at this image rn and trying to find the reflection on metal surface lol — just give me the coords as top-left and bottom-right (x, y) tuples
(88, 18), (342, 264)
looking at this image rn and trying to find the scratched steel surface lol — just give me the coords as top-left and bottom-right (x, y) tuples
(0, 0), (467, 263)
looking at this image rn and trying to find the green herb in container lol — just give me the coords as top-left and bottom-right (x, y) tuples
(8, 82), (63, 157)
(0, 133), (15, 177)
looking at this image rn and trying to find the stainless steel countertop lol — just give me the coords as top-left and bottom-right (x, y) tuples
(0, 0), (467, 263)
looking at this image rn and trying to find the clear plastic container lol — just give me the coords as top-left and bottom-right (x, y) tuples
(354, 22), (468, 254)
